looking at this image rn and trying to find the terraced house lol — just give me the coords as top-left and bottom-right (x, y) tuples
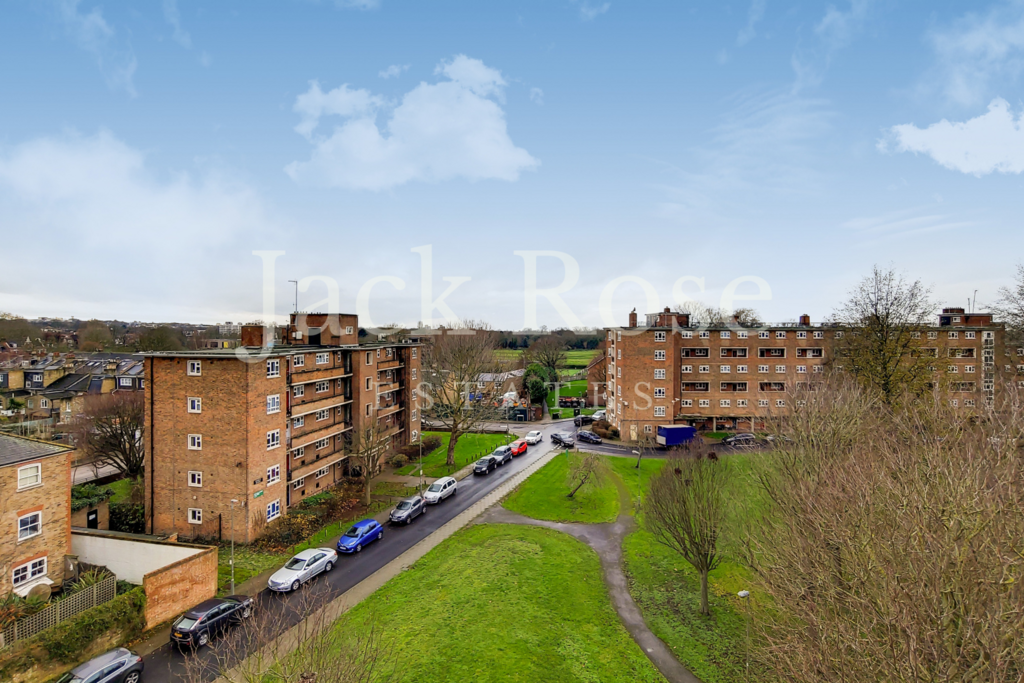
(605, 307), (1012, 439)
(143, 313), (421, 543)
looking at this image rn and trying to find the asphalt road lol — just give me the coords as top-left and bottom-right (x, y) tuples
(142, 421), (566, 683)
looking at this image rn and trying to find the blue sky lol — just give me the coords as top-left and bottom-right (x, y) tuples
(1, 0), (1023, 328)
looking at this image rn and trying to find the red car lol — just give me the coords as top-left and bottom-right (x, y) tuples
(510, 439), (528, 456)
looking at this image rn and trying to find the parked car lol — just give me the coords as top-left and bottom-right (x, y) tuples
(57, 648), (143, 683)
(423, 476), (457, 503)
(268, 547), (337, 592)
(510, 439), (528, 456)
(577, 430), (602, 444)
(573, 414), (595, 427)
(337, 519), (384, 554)
(551, 432), (576, 448)
(473, 455), (498, 475)
(525, 430), (543, 445)
(390, 495), (427, 525)
(591, 410), (606, 422)
(170, 595), (254, 648)
(490, 445), (513, 466)
(721, 433), (758, 447)
(765, 434), (793, 445)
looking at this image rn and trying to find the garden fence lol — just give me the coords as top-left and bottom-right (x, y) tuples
(0, 575), (117, 650)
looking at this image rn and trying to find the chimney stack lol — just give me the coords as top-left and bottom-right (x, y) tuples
(628, 308), (637, 328)
(799, 314), (811, 326)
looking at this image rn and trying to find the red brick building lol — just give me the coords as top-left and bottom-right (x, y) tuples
(606, 307), (1011, 440)
(143, 313), (421, 542)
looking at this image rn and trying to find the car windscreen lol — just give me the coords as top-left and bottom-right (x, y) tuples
(476, 458), (491, 465)
(427, 483), (442, 492)
(343, 526), (361, 537)
(176, 616), (199, 630)
(396, 501), (412, 510)
(285, 558), (306, 570)
(55, 674), (83, 683)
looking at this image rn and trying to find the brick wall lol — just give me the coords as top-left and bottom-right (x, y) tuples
(142, 545), (217, 629)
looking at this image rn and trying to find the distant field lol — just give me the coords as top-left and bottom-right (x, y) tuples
(495, 348), (598, 369)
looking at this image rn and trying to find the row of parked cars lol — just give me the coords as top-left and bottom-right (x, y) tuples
(472, 430), (544, 474)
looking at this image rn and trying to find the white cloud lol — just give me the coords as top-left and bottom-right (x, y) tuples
(529, 87), (544, 105)
(736, 0), (766, 47)
(792, 0), (871, 89)
(378, 64), (409, 79)
(886, 98), (1024, 175)
(0, 131), (275, 319)
(927, 3), (1024, 106)
(286, 55), (538, 191)
(162, 0), (191, 49)
(48, 0), (137, 96)
(578, 2), (610, 21)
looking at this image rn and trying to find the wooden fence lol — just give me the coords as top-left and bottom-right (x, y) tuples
(0, 575), (117, 650)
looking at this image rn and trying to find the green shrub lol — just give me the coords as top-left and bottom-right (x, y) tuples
(38, 588), (146, 663)
(70, 484), (115, 512)
(397, 434), (441, 458)
(109, 503), (145, 533)
(387, 453), (409, 468)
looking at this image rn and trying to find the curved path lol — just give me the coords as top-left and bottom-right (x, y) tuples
(474, 476), (703, 683)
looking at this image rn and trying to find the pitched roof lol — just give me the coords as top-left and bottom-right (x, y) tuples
(0, 433), (72, 468)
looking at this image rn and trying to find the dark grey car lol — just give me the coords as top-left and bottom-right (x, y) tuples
(490, 445), (513, 466)
(57, 648), (144, 683)
(389, 495), (426, 525)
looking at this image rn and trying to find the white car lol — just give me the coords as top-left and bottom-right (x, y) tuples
(525, 430), (543, 445)
(423, 476), (457, 504)
(592, 410), (606, 421)
(267, 547), (337, 592)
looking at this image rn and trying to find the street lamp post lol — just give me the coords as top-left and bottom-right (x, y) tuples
(418, 436), (424, 495)
(738, 590), (751, 683)
(229, 499), (239, 594)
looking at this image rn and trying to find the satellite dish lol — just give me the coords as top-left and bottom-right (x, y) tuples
(27, 583), (52, 601)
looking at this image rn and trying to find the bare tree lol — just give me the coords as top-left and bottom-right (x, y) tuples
(525, 336), (568, 379)
(674, 304), (762, 328)
(993, 262), (1024, 346)
(566, 452), (607, 498)
(349, 415), (394, 507)
(181, 585), (398, 683)
(74, 392), (145, 479)
(748, 377), (1024, 683)
(419, 324), (504, 466)
(830, 265), (936, 404)
(642, 450), (729, 616)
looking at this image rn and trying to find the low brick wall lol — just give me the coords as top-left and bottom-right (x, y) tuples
(142, 546), (217, 629)
(70, 500), (109, 530)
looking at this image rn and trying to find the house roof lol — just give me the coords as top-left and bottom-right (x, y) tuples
(0, 433), (72, 468)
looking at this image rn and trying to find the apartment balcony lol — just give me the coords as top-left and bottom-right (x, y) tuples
(290, 418), (352, 449)
(376, 403), (404, 419)
(291, 391), (353, 415)
(376, 359), (403, 371)
(376, 381), (404, 395)
(288, 449), (348, 482)
(290, 366), (353, 384)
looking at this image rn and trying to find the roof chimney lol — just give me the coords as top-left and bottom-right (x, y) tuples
(628, 308), (637, 328)
(799, 314), (811, 326)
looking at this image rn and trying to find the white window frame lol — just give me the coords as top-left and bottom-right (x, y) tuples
(267, 359), (280, 378)
(813, 331), (824, 339)
(293, 354), (305, 368)
(316, 352), (330, 365)
(965, 331), (976, 339)
(187, 360), (202, 376)
(698, 399), (710, 408)
(267, 464), (281, 485)
(293, 384), (305, 398)
(928, 332), (938, 340)
(720, 399), (731, 407)
(267, 429), (281, 450)
(699, 331), (710, 339)
(267, 394), (281, 414)
(294, 415), (305, 428)
(187, 508), (202, 525)
(949, 331), (959, 339)
(654, 331), (666, 342)
(758, 399), (769, 407)
(188, 471), (202, 487)
(346, 325), (354, 335)
(654, 369), (666, 380)
(654, 350), (666, 361)
(119, 377), (133, 387)
(737, 331), (749, 339)
(681, 331), (693, 339)
(759, 331), (770, 339)
(720, 365), (731, 373)
(12, 557), (47, 587)
(737, 365), (748, 373)
(40, 398), (49, 409)
(18, 511), (42, 540)
(737, 399), (748, 407)
(654, 388), (666, 398)
(681, 399), (693, 407)
(316, 380), (330, 393)
(776, 399), (786, 408)
(316, 437), (329, 450)
(797, 365), (807, 373)
(797, 331), (807, 339)
(775, 365), (786, 373)
(188, 397), (202, 413)
(681, 365), (693, 373)
(267, 500), (281, 522)
(720, 330), (731, 339)
(316, 466), (330, 478)
(293, 478), (305, 490)
(698, 365), (710, 373)
(17, 463), (42, 490)
(653, 406), (666, 417)
(776, 331), (786, 339)
(316, 408), (330, 421)
(758, 364), (769, 373)
(188, 434), (202, 450)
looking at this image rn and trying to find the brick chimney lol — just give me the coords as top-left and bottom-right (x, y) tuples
(799, 314), (811, 326)
(628, 308), (637, 328)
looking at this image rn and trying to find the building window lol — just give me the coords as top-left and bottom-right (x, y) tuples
(267, 465), (281, 485)
(948, 365), (959, 373)
(366, 352), (372, 365)
(188, 397), (201, 413)
(411, 410), (417, 421)
(813, 365), (823, 373)
(293, 446), (305, 458)
(654, 369), (666, 380)
(267, 360), (280, 378)
(119, 377), (132, 387)
(617, 331), (622, 342)
(316, 466), (330, 478)
(836, 331), (844, 339)
(315, 409), (330, 421)
(617, 367), (621, 377)
(949, 399), (959, 407)
(758, 399), (769, 407)
(411, 348), (418, 359)
(267, 500), (281, 522)
(654, 388), (666, 398)
(813, 331), (824, 339)
(316, 381), (330, 393)
(965, 331), (976, 339)
(644, 424), (653, 434)
(39, 398), (50, 409)
(654, 331), (666, 342)
(17, 464), (42, 490)
(949, 331), (959, 339)
(377, 349), (381, 358)
(699, 331), (710, 339)
(267, 429), (281, 449)
(965, 399), (976, 407)
(186, 508), (202, 525)
(928, 332), (938, 340)
(681, 365), (693, 373)
(797, 331), (807, 339)
(654, 350), (666, 361)
(911, 331), (921, 339)
(737, 365), (748, 373)
(757, 364), (768, 373)
(187, 361), (202, 376)
(411, 369), (417, 380)
(953, 316), (961, 323)
(720, 399), (731, 408)
(316, 352), (329, 365)
(720, 330), (731, 339)
(698, 399), (710, 408)
(681, 399), (693, 407)
(293, 478), (305, 490)
(759, 331), (769, 339)
(737, 399), (748, 407)
(797, 365), (807, 373)
(720, 365), (731, 373)
(653, 406), (666, 417)
(698, 365), (710, 373)
(776, 399), (786, 408)
(188, 434), (202, 450)
(188, 471), (202, 487)
(12, 557), (47, 587)
(365, 403), (372, 416)
(965, 365), (976, 373)
(737, 331), (748, 339)
(294, 415), (305, 428)
(681, 331), (693, 339)
(345, 325), (354, 335)
(19, 511), (42, 540)
(775, 365), (786, 373)
(315, 438), (329, 450)
(386, 348), (393, 358)
(267, 394), (281, 414)
(293, 384), (305, 398)
(293, 355), (305, 368)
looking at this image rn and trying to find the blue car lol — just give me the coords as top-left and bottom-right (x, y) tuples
(337, 519), (384, 554)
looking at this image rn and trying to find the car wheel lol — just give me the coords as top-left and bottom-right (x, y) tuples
(324, 561), (333, 573)
(379, 529), (384, 539)
(291, 580), (300, 592)
(241, 605), (253, 619)
(125, 671), (141, 683)
(198, 632), (210, 647)
(355, 543), (362, 552)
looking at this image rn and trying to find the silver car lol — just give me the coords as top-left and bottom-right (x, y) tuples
(56, 648), (143, 683)
(268, 547), (337, 592)
(423, 476), (457, 504)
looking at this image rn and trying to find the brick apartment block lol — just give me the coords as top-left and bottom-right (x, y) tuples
(605, 307), (1013, 440)
(0, 434), (72, 596)
(144, 313), (422, 543)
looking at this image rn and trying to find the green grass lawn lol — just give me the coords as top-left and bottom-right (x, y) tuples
(503, 453), (620, 523)
(606, 456), (665, 512)
(371, 481), (415, 497)
(394, 431), (512, 478)
(495, 348), (598, 369)
(332, 524), (665, 683)
(216, 546), (285, 595)
(546, 379), (604, 418)
(107, 477), (136, 503)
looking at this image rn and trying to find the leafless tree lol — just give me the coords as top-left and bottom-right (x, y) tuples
(419, 323), (504, 466)
(525, 335), (568, 379)
(180, 585), (398, 683)
(830, 264), (936, 404)
(642, 450), (729, 616)
(73, 392), (145, 479)
(566, 452), (607, 498)
(674, 304), (762, 328)
(748, 377), (1024, 683)
(993, 262), (1024, 346)
(349, 415), (394, 507)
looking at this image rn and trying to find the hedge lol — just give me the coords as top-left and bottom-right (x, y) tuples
(0, 588), (147, 680)
(108, 503), (145, 534)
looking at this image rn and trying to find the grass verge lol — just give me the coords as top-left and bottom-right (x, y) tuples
(503, 452), (619, 523)
(333, 524), (665, 683)
(394, 431), (511, 478)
